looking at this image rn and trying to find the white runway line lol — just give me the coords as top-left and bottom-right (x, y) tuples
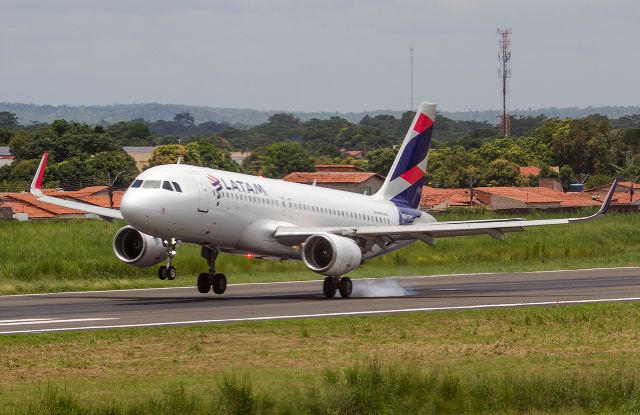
(0, 318), (118, 327)
(0, 318), (55, 324)
(3, 296), (640, 335)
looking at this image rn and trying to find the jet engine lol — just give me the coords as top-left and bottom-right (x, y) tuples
(301, 233), (362, 276)
(112, 226), (167, 267)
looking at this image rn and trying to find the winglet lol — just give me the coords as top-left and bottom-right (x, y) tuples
(569, 178), (618, 223)
(30, 152), (48, 197)
(597, 177), (618, 215)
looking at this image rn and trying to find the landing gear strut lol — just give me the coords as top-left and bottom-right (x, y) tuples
(323, 276), (353, 298)
(158, 238), (178, 280)
(198, 246), (227, 295)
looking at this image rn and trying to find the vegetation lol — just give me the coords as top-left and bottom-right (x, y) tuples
(0, 210), (637, 295)
(4, 301), (640, 413)
(1, 103), (639, 189)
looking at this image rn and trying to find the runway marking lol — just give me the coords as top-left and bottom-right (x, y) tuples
(1, 266), (639, 298)
(2, 296), (640, 335)
(0, 318), (118, 327)
(0, 318), (55, 324)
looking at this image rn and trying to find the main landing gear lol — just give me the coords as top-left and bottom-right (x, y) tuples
(323, 276), (353, 298)
(197, 246), (227, 295)
(158, 237), (178, 281)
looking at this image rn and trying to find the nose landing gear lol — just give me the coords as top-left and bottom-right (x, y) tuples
(197, 246), (227, 295)
(158, 238), (178, 280)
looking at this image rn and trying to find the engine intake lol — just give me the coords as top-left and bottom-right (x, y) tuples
(113, 226), (166, 267)
(301, 233), (362, 276)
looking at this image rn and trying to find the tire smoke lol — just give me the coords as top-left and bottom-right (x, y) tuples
(351, 278), (406, 297)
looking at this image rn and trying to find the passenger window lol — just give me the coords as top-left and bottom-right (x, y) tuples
(142, 180), (161, 189)
(172, 182), (182, 192)
(162, 181), (174, 191)
(131, 180), (143, 188)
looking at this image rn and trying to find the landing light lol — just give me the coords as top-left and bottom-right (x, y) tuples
(245, 252), (254, 258)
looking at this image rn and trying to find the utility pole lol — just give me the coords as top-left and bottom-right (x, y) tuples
(497, 27), (512, 136)
(107, 171), (125, 209)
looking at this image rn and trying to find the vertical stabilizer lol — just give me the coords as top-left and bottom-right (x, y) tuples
(374, 102), (436, 217)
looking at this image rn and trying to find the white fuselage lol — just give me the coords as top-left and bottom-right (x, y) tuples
(120, 164), (435, 259)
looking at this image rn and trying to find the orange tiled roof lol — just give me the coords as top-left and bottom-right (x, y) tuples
(475, 187), (562, 203)
(0, 198), (55, 218)
(315, 165), (365, 172)
(420, 186), (479, 208)
(6, 193), (84, 215)
(586, 181), (640, 194)
(283, 172), (381, 184)
(42, 186), (108, 196)
(519, 166), (541, 177)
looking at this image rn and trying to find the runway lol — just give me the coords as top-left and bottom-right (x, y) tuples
(2, 267), (640, 334)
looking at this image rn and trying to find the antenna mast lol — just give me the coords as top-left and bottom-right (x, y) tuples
(497, 27), (511, 136)
(409, 46), (414, 111)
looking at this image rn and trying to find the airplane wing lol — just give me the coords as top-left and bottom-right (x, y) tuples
(274, 179), (618, 246)
(30, 152), (124, 220)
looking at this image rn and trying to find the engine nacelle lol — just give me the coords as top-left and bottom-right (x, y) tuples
(301, 233), (362, 276)
(112, 226), (167, 268)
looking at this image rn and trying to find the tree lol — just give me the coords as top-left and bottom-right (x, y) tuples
(0, 112), (19, 129)
(147, 144), (199, 167)
(189, 141), (241, 172)
(611, 153), (640, 203)
(107, 121), (153, 145)
(247, 142), (314, 178)
(559, 165), (574, 190)
(173, 113), (195, 127)
(86, 151), (139, 189)
(0, 129), (12, 145)
(485, 159), (521, 186)
(365, 148), (397, 176)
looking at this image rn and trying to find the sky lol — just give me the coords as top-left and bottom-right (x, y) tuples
(1, 0), (638, 113)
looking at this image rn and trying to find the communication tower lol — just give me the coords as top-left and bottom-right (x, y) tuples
(409, 46), (414, 111)
(497, 27), (511, 136)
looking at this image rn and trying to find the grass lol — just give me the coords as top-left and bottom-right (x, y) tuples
(0, 209), (639, 294)
(3, 301), (640, 413)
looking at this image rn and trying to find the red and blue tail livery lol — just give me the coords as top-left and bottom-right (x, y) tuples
(375, 102), (436, 224)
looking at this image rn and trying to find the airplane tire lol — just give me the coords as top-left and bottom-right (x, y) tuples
(167, 266), (176, 280)
(212, 273), (227, 295)
(158, 266), (167, 280)
(197, 272), (211, 293)
(323, 277), (337, 298)
(339, 277), (353, 298)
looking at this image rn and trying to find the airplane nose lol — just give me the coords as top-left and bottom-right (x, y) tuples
(120, 189), (149, 227)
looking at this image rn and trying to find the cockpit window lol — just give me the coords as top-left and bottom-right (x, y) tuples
(162, 181), (174, 191)
(142, 180), (161, 189)
(172, 182), (183, 192)
(131, 180), (143, 188)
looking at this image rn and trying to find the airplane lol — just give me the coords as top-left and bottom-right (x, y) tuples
(29, 102), (618, 298)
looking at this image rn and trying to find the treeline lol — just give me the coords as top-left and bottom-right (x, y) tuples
(4, 101), (640, 125)
(0, 109), (638, 192)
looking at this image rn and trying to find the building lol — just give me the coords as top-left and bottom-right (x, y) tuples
(586, 181), (640, 206)
(0, 147), (14, 167)
(283, 165), (384, 195)
(339, 149), (364, 159)
(420, 187), (484, 211)
(123, 146), (155, 171)
(230, 151), (251, 166)
(0, 186), (125, 220)
(474, 186), (600, 210)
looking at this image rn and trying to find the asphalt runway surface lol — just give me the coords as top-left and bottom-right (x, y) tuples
(2, 267), (640, 334)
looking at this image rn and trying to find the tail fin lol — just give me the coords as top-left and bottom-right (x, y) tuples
(375, 102), (436, 211)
